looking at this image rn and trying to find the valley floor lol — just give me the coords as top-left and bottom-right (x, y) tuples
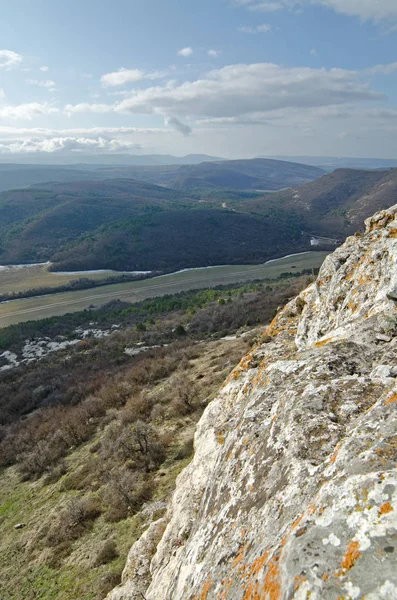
(0, 252), (328, 327)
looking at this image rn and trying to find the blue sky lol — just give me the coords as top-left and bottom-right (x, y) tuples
(1, 0), (397, 158)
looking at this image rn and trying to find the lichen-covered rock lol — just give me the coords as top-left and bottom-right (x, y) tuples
(106, 517), (167, 600)
(110, 205), (397, 599)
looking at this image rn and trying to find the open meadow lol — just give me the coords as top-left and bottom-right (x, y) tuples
(0, 252), (328, 327)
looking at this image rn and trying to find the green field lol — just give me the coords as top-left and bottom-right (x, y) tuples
(0, 252), (328, 328)
(0, 263), (129, 294)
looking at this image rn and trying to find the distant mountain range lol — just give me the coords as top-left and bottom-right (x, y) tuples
(0, 158), (324, 193)
(1, 167), (397, 273)
(0, 153), (223, 167)
(1, 152), (396, 172)
(262, 156), (397, 171)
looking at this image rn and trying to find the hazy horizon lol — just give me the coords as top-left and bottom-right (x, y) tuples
(1, 0), (397, 160)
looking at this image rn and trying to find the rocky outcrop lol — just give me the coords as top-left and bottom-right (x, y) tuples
(108, 206), (397, 599)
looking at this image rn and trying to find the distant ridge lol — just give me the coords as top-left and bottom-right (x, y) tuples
(0, 157), (324, 193)
(0, 153), (224, 167)
(262, 155), (397, 171)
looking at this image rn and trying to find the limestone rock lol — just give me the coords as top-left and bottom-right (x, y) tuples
(106, 518), (166, 600)
(110, 205), (397, 599)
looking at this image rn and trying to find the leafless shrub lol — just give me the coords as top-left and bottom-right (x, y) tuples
(100, 420), (165, 471)
(102, 468), (154, 522)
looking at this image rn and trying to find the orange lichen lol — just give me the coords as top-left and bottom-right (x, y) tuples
(261, 558), (282, 600)
(294, 575), (307, 591)
(291, 514), (304, 531)
(369, 211), (397, 231)
(216, 431), (226, 445)
(315, 337), (333, 348)
(379, 502), (394, 516)
(388, 228), (397, 238)
(251, 552), (270, 576)
(232, 544), (249, 568)
(330, 445), (340, 464)
(386, 394), (397, 405)
(348, 300), (358, 313)
(217, 579), (234, 600)
(341, 541), (361, 571)
(195, 577), (213, 600)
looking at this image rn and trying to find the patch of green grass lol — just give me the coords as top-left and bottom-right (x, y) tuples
(0, 252), (328, 327)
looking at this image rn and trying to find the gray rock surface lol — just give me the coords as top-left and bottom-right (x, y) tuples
(108, 206), (397, 599)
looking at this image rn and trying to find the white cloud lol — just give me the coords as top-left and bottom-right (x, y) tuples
(0, 89), (5, 100)
(317, 0), (397, 21)
(0, 49), (23, 69)
(247, 2), (284, 12)
(235, 0), (397, 20)
(0, 126), (166, 139)
(208, 49), (221, 57)
(100, 67), (168, 87)
(26, 79), (57, 92)
(365, 61), (397, 75)
(164, 116), (192, 135)
(115, 63), (382, 121)
(0, 137), (142, 155)
(0, 102), (58, 120)
(100, 68), (146, 87)
(40, 66), (49, 72)
(239, 24), (272, 32)
(178, 47), (193, 57)
(64, 103), (114, 116)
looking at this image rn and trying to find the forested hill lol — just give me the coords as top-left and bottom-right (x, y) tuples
(233, 167), (397, 238)
(1, 167), (397, 272)
(0, 178), (308, 271)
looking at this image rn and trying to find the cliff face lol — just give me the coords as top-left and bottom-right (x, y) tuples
(108, 207), (397, 600)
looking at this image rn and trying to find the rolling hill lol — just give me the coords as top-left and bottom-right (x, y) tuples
(1, 167), (397, 273)
(236, 167), (397, 238)
(96, 158), (325, 191)
(0, 158), (324, 193)
(0, 178), (307, 271)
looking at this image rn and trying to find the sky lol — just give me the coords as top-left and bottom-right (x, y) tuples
(1, 0), (397, 159)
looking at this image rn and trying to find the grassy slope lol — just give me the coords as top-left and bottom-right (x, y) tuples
(0, 335), (246, 600)
(0, 252), (328, 328)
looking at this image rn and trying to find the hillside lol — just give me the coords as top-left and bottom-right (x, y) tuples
(0, 177), (309, 271)
(168, 158), (325, 191)
(109, 204), (397, 599)
(0, 158), (324, 194)
(96, 158), (325, 191)
(237, 167), (397, 238)
(2, 168), (397, 272)
(266, 155), (397, 171)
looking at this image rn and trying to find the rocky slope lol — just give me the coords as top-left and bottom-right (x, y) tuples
(108, 206), (397, 599)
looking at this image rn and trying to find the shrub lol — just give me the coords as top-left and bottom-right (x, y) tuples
(102, 468), (154, 522)
(94, 539), (119, 566)
(100, 420), (165, 471)
(47, 495), (101, 547)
